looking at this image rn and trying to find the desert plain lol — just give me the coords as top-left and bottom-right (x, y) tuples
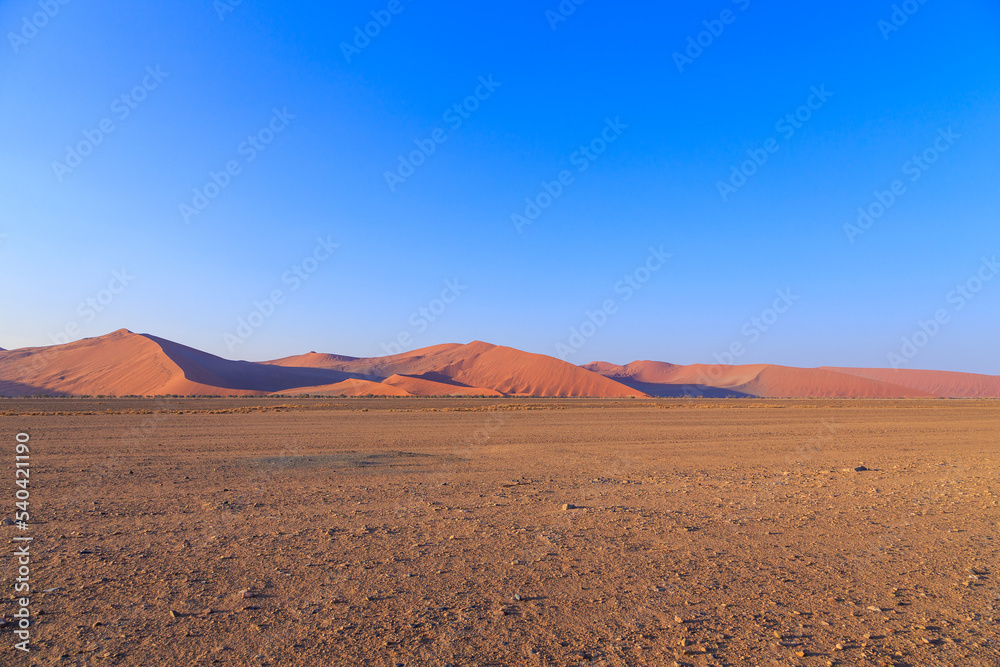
(2, 397), (998, 666)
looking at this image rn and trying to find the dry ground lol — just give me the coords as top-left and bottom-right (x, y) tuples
(1, 398), (998, 666)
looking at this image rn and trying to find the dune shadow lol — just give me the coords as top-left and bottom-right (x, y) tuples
(146, 334), (376, 392)
(609, 378), (752, 398)
(0, 380), (69, 397)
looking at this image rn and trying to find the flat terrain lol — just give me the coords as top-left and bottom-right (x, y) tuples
(2, 398), (998, 666)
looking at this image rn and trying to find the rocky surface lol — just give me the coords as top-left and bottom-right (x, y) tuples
(3, 397), (998, 665)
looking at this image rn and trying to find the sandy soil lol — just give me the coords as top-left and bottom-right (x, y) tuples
(2, 398), (998, 666)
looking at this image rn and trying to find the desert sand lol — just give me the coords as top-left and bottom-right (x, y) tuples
(3, 397), (998, 665)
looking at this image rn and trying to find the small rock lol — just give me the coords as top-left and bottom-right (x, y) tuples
(867, 605), (882, 612)
(169, 610), (181, 618)
(240, 589), (257, 599)
(562, 504), (578, 511)
(854, 466), (869, 472)
(513, 594), (522, 601)
(0, 518), (14, 526)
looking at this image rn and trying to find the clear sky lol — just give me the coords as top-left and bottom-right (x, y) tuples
(2, 0), (998, 373)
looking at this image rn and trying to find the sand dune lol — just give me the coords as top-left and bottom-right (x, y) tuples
(0, 332), (638, 398)
(0, 329), (216, 396)
(0, 330), (353, 397)
(269, 341), (645, 398)
(2, 329), (997, 398)
(583, 360), (936, 398)
(821, 367), (1000, 398)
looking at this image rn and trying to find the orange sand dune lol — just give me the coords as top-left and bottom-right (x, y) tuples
(0, 330), (218, 396)
(583, 360), (936, 398)
(269, 341), (645, 398)
(0, 330), (356, 396)
(4, 329), (996, 398)
(0, 332), (639, 398)
(820, 367), (1000, 398)
(381, 374), (503, 397)
(273, 379), (412, 397)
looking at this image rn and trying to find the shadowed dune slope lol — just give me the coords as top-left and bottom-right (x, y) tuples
(272, 379), (412, 397)
(143, 334), (358, 392)
(381, 374), (504, 397)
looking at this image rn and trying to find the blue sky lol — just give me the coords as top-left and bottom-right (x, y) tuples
(1, 0), (998, 373)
